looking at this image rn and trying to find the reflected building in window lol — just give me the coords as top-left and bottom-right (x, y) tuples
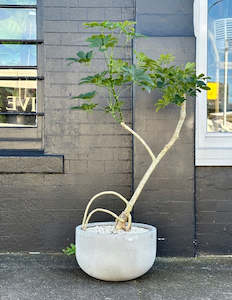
(207, 0), (232, 132)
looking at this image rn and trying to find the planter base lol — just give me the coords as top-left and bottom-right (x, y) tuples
(75, 222), (157, 281)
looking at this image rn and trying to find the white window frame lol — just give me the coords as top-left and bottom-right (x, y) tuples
(194, 0), (232, 166)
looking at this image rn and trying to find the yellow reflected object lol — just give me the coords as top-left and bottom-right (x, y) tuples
(207, 82), (219, 100)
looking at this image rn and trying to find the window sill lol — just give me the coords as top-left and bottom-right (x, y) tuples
(0, 153), (64, 173)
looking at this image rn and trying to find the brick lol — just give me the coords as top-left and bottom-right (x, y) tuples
(87, 160), (105, 173)
(79, 134), (132, 147)
(79, 0), (113, 7)
(122, 7), (135, 20)
(45, 135), (79, 154)
(79, 123), (126, 135)
(44, 33), (62, 45)
(46, 71), (82, 84)
(88, 148), (114, 161)
(104, 8), (122, 20)
(0, 174), (45, 186)
(44, 21), (79, 33)
(0, 156), (63, 174)
(136, 0), (192, 14)
(87, 8), (105, 20)
(44, 0), (78, 7)
(44, 8), (88, 21)
(117, 148), (132, 161)
(105, 160), (131, 174)
(86, 110), (132, 123)
(64, 159), (70, 173)
(112, 0), (134, 7)
(45, 45), (131, 60)
(68, 160), (88, 174)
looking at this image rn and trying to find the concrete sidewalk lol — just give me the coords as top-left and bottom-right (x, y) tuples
(0, 254), (232, 300)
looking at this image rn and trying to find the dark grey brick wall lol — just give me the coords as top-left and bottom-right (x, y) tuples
(196, 168), (232, 255)
(134, 0), (195, 256)
(0, 0), (135, 252)
(136, 0), (194, 37)
(134, 37), (196, 256)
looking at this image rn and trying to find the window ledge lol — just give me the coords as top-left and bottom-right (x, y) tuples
(0, 154), (64, 174)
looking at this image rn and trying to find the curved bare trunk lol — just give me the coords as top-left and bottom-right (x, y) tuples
(82, 101), (186, 231)
(115, 101), (186, 230)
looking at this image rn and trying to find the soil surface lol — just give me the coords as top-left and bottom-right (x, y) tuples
(86, 225), (148, 234)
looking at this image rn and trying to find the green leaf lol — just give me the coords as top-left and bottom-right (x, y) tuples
(155, 99), (167, 112)
(157, 54), (175, 65)
(71, 103), (98, 111)
(77, 51), (85, 59)
(86, 34), (118, 52)
(72, 91), (96, 100)
(62, 243), (76, 256)
(84, 21), (119, 30)
(185, 62), (195, 71)
(111, 59), (127, 73)
(173, 94), (186, 105)
(79, 71), (109, 86)
(157, 80), (164, 88)
(122, 65), (154, 88)
(66, 50), (93, 64)
(202, 86), (211, 90)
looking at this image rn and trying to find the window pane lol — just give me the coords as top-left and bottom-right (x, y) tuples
(0, 115), (36, 126)
(208, 0), (232, 132)
(0, 1), (36, 4)
(0, 44), (36, 66)
(0, 69), (37, 127)
(0, 8), (36, 39)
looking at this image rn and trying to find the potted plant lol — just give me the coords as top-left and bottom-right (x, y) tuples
(65, 21), (209, 281)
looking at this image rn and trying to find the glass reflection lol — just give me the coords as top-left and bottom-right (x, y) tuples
(0, 44), (36, 66)
(0, 8), (36, 39)
(0, 69), (37, 127)
(208, 0), (232, 132)
(0, 0), (36, 4)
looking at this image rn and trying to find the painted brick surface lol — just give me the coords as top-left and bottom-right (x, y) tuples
(0, 156), (63, 174)
(136, 0), (194, 36)
(196, 167), (232, 255)
(0, 0), (135, 252)
(134, 37), (195, 256)
(2, 0), (228, 257)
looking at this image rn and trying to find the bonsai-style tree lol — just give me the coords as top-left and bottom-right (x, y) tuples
(67, 21), (209, 233)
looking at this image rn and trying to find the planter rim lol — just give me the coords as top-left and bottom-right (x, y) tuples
(76, 221), (156, 236)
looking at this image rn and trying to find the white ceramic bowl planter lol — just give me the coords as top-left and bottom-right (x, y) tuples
(74, 102), (188, 281)
(76, 222), (157, 281)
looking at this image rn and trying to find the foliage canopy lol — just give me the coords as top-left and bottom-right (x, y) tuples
(68, 21), (209, 123)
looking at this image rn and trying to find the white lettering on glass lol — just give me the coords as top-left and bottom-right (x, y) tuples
(6, 96), (36, 112)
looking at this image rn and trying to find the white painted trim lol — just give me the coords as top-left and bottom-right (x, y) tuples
(194, 0), (232, 166)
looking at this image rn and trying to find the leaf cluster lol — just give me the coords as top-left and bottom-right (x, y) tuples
(67, 21), (209, 121)
(136, 53), (210, 111)
(84, 21), (140, 38)
(62, 243), (76, 256)
(86, 34), (118, 52)
(67, 50), (93, 64)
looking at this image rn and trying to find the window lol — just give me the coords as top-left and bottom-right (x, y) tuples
(0, 0), (43, 150)
(194, 0), (232, 165)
